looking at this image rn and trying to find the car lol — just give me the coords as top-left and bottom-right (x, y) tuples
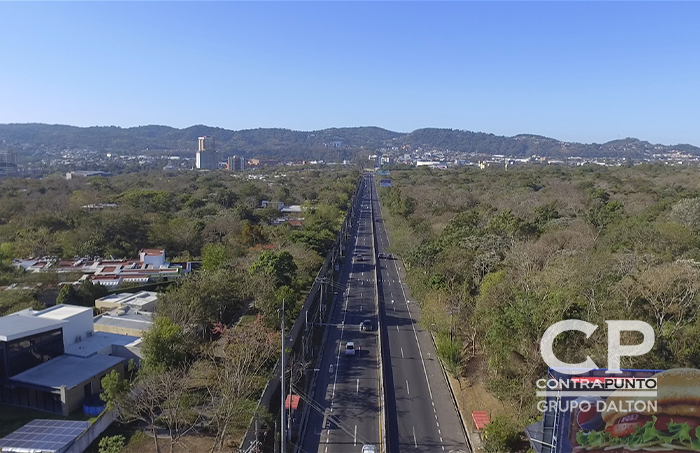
(377, 252), (385, 259)
(360, 320), (373, 331)
(345, 342), (356, 356)
(355, 254), (365, 262)
(362, 445), (378, 453)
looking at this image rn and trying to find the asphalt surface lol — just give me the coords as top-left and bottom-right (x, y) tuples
(299, 176), (381, 453)
(371, 174), (471, 453)
(299, 174), (471, 453)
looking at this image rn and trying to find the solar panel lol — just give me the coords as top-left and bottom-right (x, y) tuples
(0, 419), (89, 453)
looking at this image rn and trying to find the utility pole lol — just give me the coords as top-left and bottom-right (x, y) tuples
(281, 298), (286, 453)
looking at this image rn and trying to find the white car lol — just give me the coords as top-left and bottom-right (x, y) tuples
(362, 445), (377, 453)
(345, 342), (356, 356)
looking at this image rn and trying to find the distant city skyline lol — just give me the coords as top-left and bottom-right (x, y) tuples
(1, 2), (699, 146)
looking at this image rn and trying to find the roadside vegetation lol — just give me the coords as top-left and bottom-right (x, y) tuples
(0, 167), (359, 450)
(378, 164), (700, 452)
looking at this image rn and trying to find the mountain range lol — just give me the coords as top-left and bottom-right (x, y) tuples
(1, 123), (698, 161)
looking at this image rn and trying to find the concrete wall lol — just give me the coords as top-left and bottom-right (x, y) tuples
(61, 361), (124, 416)
(61, 309), (94, 348)
(94, 322), (146, 338)
(65, 410), (118, 453)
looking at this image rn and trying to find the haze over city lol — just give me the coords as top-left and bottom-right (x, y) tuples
(1, 2), (699, 146)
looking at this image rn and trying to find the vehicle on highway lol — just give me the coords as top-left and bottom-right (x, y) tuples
(377, 252), (385, 259)
(355, 254), (365, 262)
(360, 319), (373, 331)
(345, 341), (356, 356)
(362, 445), (377, 453)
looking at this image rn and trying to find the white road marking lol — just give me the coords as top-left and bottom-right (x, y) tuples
(401, 347), (404, 358)
(414, 427), (418, 448)
(394, 258), (435, 401)
(354, 425), (357, 446)
(396, 325), (399, 332)
(406, 380), (410, 395)
(357, 379), (360, 393)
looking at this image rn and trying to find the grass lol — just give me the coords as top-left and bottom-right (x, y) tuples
(0, 403), (94, 438)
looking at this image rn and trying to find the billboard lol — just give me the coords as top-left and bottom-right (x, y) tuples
(379, 179), (392, 187)
(529, 368), (700, 453)
(377, 170), (390, 176)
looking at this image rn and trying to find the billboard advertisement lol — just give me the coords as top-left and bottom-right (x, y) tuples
(379, 179), (392, 187)
(533, 368), (700, 453)
(377, 170), (390, 176)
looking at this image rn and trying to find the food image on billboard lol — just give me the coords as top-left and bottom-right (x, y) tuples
(538, 368), (700, 453)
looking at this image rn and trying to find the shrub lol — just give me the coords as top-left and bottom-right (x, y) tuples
(482, 415), (521, 453)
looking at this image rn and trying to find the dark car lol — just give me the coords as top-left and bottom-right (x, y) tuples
(360, 320), (373, 331)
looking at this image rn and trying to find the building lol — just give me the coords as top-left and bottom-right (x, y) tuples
(14, 248), (194, 288)
(95, 291), (158, 312)
(0, 305), (138, 415)
(65, 171), (110, 180)
(94, 306), (153, 337)
(196, 136), (218, 170)
(227, 155), (246, 171)
(247, 158), (279, 167)
(0, 151), (17, 177)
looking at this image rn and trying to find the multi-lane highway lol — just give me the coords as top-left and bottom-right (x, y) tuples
(300, 176), (382, 453)
(299, 173), (469, 453)
(371, 174), (470, 453)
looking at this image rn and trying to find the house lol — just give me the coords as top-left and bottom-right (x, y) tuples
(13, 249), (194, 288)
(93, 291), (157, 337)
(0, 305), (138, 416)
(95, 291), (158, 312)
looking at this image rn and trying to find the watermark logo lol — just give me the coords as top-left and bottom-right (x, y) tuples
(540, 320), (655, 374)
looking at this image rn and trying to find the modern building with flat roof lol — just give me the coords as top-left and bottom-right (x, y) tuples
(0, 305), (137, 415)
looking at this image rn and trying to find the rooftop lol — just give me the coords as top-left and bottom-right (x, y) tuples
(35, 304), (92, 320)
(0, 315), (65, 342)
(64, 331), (140, 358)
(11, 354), (124, 390)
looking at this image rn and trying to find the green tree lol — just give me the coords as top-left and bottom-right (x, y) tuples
(248, 251), (297, 288)
(201, 243), (227, 271)
(98, 435), (125, 453)
(56, 284), (80, 306)
(141, 317), (189, 370)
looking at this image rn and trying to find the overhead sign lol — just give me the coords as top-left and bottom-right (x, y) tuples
(377, 170), (390, 176)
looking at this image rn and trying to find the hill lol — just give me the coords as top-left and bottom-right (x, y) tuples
(0, 123), (697, 160)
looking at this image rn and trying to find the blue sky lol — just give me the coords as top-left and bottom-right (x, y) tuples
(1, 2), (699, 146)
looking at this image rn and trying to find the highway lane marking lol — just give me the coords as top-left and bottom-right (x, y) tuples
(406, 380), (410, 395)
(413, 427), (418, 448)
(396, 325), (399, 332)
(354, 425), (357, 446)
(401, 347), (404, 358)
(393, 258), (435, 401)
(357, 379), (359, 393)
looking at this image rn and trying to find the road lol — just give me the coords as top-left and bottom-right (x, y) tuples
(371, 174), (471, 453)
(299, 175), (382, 453)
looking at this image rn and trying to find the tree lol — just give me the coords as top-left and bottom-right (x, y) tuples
(98, 435), (125, 453)
(248, 251), (297, 288)
(201, 243), (227, 271)
(77, 280), (108, 306)
(204, 318), (277, 452)
(56, 284), (80, 306)
(141, 317), (189, 370)
(670, 198), (700, 233)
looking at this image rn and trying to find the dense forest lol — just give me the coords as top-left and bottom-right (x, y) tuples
(2, 123), (699, 160)
(377, 164), (700, 452)
(0, 167), (359, 451)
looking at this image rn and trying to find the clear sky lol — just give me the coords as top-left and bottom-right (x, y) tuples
(1, 2), (698, 146)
